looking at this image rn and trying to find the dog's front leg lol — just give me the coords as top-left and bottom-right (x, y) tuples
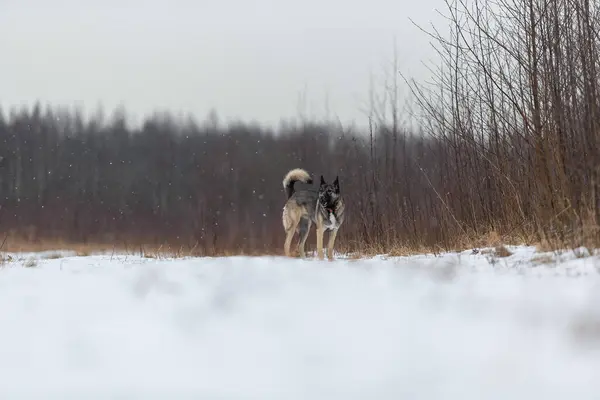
(327, 228), (339, 260)
(316, 223), (325, 260)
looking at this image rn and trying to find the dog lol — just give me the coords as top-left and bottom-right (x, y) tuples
(281, 168), (345, 260)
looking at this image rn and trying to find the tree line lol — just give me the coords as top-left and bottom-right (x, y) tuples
(0, 105), (440, 255)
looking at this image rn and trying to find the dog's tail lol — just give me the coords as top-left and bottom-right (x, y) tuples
(282, 168), (312, 199)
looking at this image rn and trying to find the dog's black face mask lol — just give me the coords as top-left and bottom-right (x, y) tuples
(319, 175), (340, 211)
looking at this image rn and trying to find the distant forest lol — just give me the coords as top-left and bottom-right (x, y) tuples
(1, 0), (599, 255)
(0, 105), (437, 254)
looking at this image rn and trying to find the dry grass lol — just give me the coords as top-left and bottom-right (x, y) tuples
(494, 245), (513, 258)
(536, 239), (555, 253)
(369, 229), (525, 259)
(482, 231), (503, 248)
(0, 238), (120, 255)
(344, 252), (366, 260)
(531, 254), (555, 265)
(387, 244), (434, 257)
(76, 250), (91, 257)
(23, 258), (37, 268)
(0, 227), (588, 262)
(0, 237), (195, 259)
(42, 252), (64, 260)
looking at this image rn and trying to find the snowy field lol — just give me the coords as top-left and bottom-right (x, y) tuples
(1, 246), (600, 399)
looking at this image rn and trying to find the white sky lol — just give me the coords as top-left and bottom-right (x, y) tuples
(0, 0), (445, 127)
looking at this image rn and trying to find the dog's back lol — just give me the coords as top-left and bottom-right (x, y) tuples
(287, 188), (318, 218)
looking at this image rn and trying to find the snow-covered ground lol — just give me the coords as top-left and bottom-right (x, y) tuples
(1, 246), (600, 399)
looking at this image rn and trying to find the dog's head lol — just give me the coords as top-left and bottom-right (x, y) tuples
(318, 175), (340, 208)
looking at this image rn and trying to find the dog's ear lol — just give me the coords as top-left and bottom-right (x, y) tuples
(320, 175), (326, 186)
(333, 176), (339, 191)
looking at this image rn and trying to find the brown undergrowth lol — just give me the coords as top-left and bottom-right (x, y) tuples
(0, 235), (284, 259)
(0, 228), (537, 260)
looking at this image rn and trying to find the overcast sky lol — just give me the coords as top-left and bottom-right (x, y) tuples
(0, 0), (444, 127)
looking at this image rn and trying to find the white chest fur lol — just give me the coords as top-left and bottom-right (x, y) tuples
(323, 211), (339, 230)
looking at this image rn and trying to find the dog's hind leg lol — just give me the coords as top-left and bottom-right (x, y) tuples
(284, 223), (299, 257)
(297, 218), (312, 258)
(327, 227), (339, 260)
(283, 205), (300, 257)
(284, 218), (301, 258)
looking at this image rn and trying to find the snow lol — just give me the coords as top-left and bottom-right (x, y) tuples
(1, 246), (600, 399)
